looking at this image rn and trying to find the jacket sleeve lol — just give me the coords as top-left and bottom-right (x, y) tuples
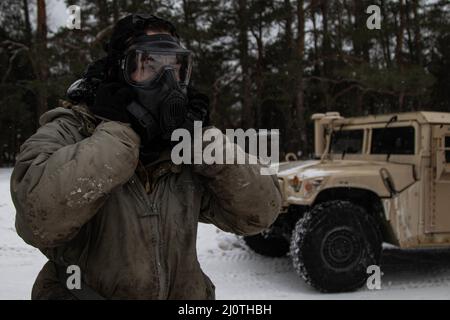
(11, 113), (140, 248)
(196, 131), (282, 235)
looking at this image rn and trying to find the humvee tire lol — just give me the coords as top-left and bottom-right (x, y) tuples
(290, 200), (382, 292)
(244, 232), (289, 257)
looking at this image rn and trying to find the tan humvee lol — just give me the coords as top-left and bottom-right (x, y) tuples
(244, 111), (450, 292)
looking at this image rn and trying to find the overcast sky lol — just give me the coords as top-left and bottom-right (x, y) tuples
(46, 0), (67, 32)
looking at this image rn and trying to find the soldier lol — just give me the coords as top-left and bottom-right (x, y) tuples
(10, 13), (281, 299)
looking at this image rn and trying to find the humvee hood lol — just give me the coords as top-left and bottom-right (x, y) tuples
(277, 160), (320, 175)
(278, 159), (416, 197)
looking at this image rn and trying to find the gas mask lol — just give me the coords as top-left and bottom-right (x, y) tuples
(121, 34), (193, 140)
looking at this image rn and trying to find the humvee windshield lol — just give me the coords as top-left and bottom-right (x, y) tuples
(329, 126), (416, 156)
(330, 129), (364, 154)
(371, 126), (415, 155)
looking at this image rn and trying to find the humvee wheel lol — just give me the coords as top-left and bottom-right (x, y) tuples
(290, 200), (382, 292)
(244, 230), (289, 257)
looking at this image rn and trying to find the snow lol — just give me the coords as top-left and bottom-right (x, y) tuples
(0, 169), (47, 300)
(1, 168), (450, 300)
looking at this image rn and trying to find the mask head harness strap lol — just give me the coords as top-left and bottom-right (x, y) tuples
(124, 34), (185, 51)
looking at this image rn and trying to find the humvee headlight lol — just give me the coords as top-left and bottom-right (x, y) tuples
(288, 176), (302, 192)
(287, 176), (325, 196)
(303, 178), (325, 196)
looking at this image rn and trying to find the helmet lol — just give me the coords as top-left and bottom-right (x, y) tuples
(106, 13), (180, 58)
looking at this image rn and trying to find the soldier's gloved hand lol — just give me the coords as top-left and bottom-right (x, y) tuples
(91, 82), (163, 147)
(83, 57), (110, 81)
(90, 82), (135, 123)
(66, 57), (112, 106)
(66, 78), (100, 106)
(181, 86), (210, 132)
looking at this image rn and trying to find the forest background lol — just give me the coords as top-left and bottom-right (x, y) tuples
(0, 0), (448, 165)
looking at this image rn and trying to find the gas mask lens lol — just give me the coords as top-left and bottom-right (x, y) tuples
(123, 50), (192, 88)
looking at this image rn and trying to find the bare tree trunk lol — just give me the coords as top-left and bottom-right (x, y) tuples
(296, 0), (305, 66)
(336, 1), (344, 54)
(395, 0), (405, 66)
(113, 0), (119, 23)
(182, 0), (192, 49)
(395, 0), (406, 111)
(380, 0), (392, 67)
(319, 0), (331, 110)
(353, 0), (370, 61)
(284, 0), (293, 57)
(22, 0), (32, 45)
(96, 0), (109, 28)
(35, 0), (49, 122)
(405, 1), (415, 62)
(254, 13), (264, 129)
(311, 2), (319, 70)
(237, 0), (253, 128)
(283, 0), (295, 151)
(412, 0), (422, 65)
(294, 0), (307, 154)
(211, 78), (221, 128)
(320, 0), (331, 64)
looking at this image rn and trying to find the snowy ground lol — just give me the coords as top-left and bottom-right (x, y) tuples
(1, 168), (450, 300)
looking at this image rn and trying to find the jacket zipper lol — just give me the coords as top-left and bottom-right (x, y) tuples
(129, 174), (166, 299)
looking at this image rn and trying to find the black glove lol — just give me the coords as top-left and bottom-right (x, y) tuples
(181, 86), (210, 132)
(90, 82), (135, 123)
(66, 78), (100, 106)
(66, 57), (112, 106)
(83, 57), (110, 81)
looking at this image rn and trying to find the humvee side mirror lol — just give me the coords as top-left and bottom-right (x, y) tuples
(311, 112), (343, 158)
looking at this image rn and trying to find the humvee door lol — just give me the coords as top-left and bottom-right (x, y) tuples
(428, 125), (450, 233)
